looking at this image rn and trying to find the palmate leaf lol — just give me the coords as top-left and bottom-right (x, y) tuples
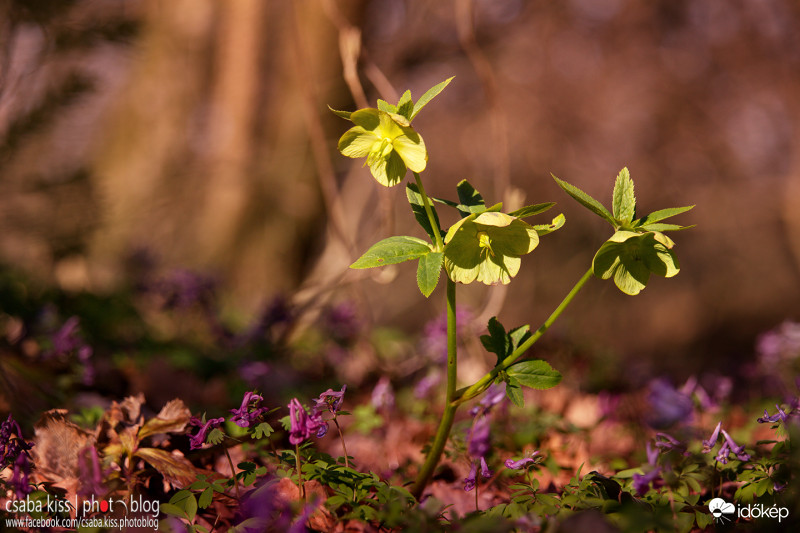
(350, 236), (432, 269)
(552, 174), (616, 226)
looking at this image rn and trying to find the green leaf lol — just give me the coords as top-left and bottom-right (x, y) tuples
(480, 317), (509, 362)
(638, 222), (693, 232)
(505, 377), (524, 407)
(206, 427), (224, 446)
(636, 205), (694, 225)
(532, 213), (566, 236)
(169, 490), (197, 522)
(506, 360), (562, 390)
(160, 503), (187, 519)
(552, 174), (615, 226)
(417, 252), (443, 297)
(252, 422), (274, 440)
(350, 236), (432, 269)
(198, 487), (214, 509)
(377, 99), (396, 113)
(612, 167), (636, 223)
(457, 179), (485, 209)
(410, 76), (454, 120)
(328, 106), (352, 120)
(508, 324), (531, 351)
(508, 202), (555, 219)
(406, 183), (443, 242)
(396, 90), (414, 119)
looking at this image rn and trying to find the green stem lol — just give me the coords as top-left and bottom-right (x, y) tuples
(453, 267), (593, 405)
(223, 446), (241, 500)
(296, 443), (305, 501)
(411, 278), (458, 499)
(413, 171), (444, 252)
(333, 416), (350, 468)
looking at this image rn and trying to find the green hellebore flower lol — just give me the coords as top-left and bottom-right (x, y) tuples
(444, 211), (539, 285)
(592, 230), (680, 295)
(337, 108), (427, 187)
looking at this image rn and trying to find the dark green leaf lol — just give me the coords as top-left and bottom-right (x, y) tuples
(410, 76), (454, 120)
(456, 179), (485, 208)
(508, 202), (555, 219)
(508, 324), (531, 351)
(350, 236), (431, 269)
(198, 487), (213, 509)
(417, 252), (443, 297)
(505, 378), (524, 407)
(480, 317), (509, 362)
(507, 360), (562, 390)
(612, 167), (636, 223)
(638, 222), (694, 232)
(552, 175), (615, 226)
(206, 427), (224, 446)
(406, 183), (443, 242)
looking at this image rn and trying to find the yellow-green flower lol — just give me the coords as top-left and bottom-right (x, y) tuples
(337, 108), (427, 186)
(592, 230), (680, 295)
(444, 211), (539, 285)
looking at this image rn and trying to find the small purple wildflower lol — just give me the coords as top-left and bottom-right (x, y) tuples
(288, 399), (327, 445)
(469, 383), (506, 417)
(188, 416), (225, 450)
(464, 457), (492, 492)
(504, 452), (540, 470)
(756, 320), (800, 367)
(153, 269), (217, 311)
(313, 385), (346, 415)
(77, 446), (107, 498)
(702, 421), (722, 453)
(320, 302), (361, 345)
(646, 442), (658, 466)
(420, 307), (472, 363)
(1, 415), (35, 498)
(371, 377), (395, 411)
(632, 468), (662, 496)
(467, 415), (492, 459)
(645, 378), (693, 429)
(720, 429), (750, 462)
(413, 372), (441, 399)
(46, 316), (95, 385)
(757, 404), (789, 424)
(230, 391), (269, 428)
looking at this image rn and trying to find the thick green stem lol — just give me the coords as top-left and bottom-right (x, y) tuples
(413, 171), (444, 252)
(412, 278), (458, 499)
(454, 267), (593, 405)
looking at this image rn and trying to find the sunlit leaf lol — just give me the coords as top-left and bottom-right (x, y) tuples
(351, 236), (432, 269)
(410, 76), (454, 120)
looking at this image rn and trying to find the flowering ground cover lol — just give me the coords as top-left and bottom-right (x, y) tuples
(2, 78), (800, 533)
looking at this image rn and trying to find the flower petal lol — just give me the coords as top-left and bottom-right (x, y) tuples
(369, 149), (407, 187)
(338, 127), (379, 158)
(393, 133), (427, 173)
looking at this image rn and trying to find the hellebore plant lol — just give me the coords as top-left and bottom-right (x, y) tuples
(332, 78), (693, 499)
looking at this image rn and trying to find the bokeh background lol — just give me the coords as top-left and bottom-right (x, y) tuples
(2, 0), (799, 398)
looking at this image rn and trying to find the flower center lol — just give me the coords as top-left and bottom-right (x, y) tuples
(477, 231), (494, 257)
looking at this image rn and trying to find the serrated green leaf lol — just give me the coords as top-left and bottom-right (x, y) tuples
(160, 503), (186, 518)
(206, 427), (225, 446)
(410, 76), (454, 120)
(508, 202), (555, 219)
(506, 360), (562, 390)
(533, 213), (566, 236)
(406, 183), (443, 242)
(552, 174), (615, 226)
(328, 106), (352, 120)
(505, 378), (524, 407)
(377, 99), (396, 113)
(396, 90), (414, 119)
(252, 422), (274, 440)
(612, 167), (636, 223)
(417, 252), (443, 297)
(350, 236), (431, 269)
(508, 324), (531, 350)
(637, 205), (694, 225)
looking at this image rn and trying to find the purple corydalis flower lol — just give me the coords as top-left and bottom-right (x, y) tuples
(371, 377), (395, 411)
(633, 468), (662, 496)
(78, 446), (107, 498)
(313, 385), (346, 415)
(645, 378), (693, 429)
(702, 421), (722, 452)
(758, 405), (789, 424)
(47, 316), (95, 385)
(288, 398), (327, 445)
(720, 429), (750, 462)
(230, 391), (269, 428)
(505, 452), (540, 470)
(469, 383), (506, 417)
(188, 416), (225, 450)
(464, 457), (492, 492)
(320, 302), (361, 345)
(1, 415), (34, 498)
(414, 372), (441, 399)
(467, 415), (491, 459)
